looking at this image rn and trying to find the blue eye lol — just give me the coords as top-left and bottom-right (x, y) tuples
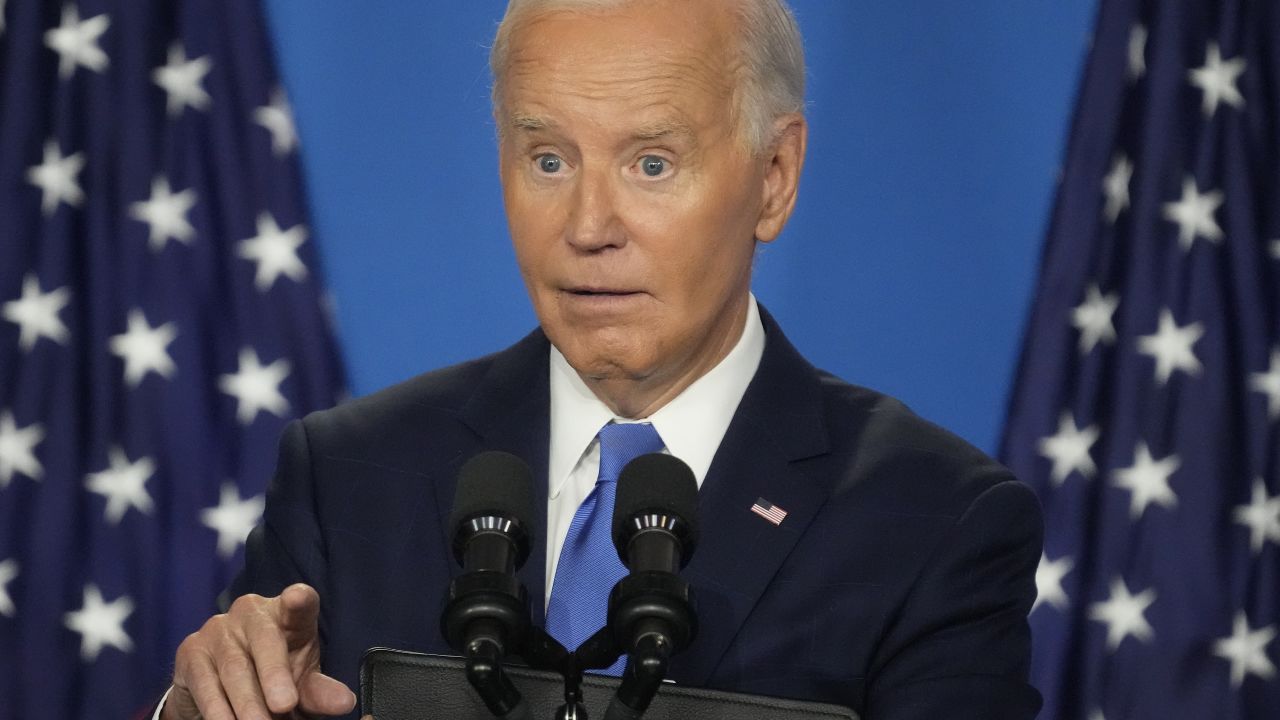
(640, 156), (666, 177)
(538, 155), (562, 173)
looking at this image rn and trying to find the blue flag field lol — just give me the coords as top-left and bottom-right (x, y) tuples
(0, 1), (345, 717)
(1002, 0), (1279, 717)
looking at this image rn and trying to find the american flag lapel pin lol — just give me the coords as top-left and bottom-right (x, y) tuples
(750, 497), (788, 526)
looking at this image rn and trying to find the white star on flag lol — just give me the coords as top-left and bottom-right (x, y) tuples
(1270, 238), (1280, 260)
(238, 212), (309, 291)
(85, 447), (156, 524)
(1089, 577), (1157, 651)
(1102, 154), (1133, 223)
(1212, 612), (1276, 688)
(254, 88), (299, 157)
(43, 4), (110, 79)
(1111, 441), (1180, 519)
(153, 42), (212, 116)
(0, 410), (45, 488)
(129, 176), (198, 251)
(1233, 479), (1280, 555)
(200, 482), (265, 559)
(1089, 711), (1106, 720)
(218, 348), (292, 425)
(0, 558), (17, 617)
(63, 584), (134, 661)
(1188, 42), (1246, 117)
(1161, 176), (1224, 251)
(0, 0), (7, 35)
(109, 309), (178, 388)
(1127, 24), (1146, 81)
(1071, 284), (1119, 354)
(3, 273), (71, 352)
(1033, 553), (1073, 613)
(1248, 349), (1280, 420)
(1137, 308), (1203, 385)
(26, 139), (85, 216)
(1038, 412), (1099, 485)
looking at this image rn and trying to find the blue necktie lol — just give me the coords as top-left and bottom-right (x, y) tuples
(546, 422), (665, 675)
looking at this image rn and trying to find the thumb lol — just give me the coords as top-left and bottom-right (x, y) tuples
(297, 670), (358, 716)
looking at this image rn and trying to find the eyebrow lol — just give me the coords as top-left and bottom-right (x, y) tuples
(631, 120), (696, 143)
(505, 113), (696, 144)
(509, 113), (552, 132)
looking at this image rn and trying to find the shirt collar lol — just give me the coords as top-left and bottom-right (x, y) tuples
(547, 294), (766, 498)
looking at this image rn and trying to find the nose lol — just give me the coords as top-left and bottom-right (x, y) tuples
(566, 165), (624, 252)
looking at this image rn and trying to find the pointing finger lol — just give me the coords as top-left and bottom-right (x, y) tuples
(274, 583), (321, 644)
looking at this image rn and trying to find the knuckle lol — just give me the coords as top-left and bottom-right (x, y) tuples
(174, 638), (205, 678)
(248, 626), (285, 653)
(176, 620), (226, 665)
(199, 612), (228, 636)
(176, 631), (203, 655)
(228, 593), (265, 614)
(196, 613), (245, 653)
(216, 652), (255, 678)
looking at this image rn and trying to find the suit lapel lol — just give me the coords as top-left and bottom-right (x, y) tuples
(668, 307), (833, 686)
(434, 329), (554, 625)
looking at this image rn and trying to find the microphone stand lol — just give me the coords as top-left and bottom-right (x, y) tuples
(604, 635), (669, 720)
(519, 627), (589, 719)
(464, 626), (527, 719)
(511, 570), (695, 719)
(519, 625), (623, 719)
(444, 572), (630, 720)
(442, 570), (534, 720)
(600, 572), (696, 720)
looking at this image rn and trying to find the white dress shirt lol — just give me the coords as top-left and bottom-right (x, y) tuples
(544, 294), (765, 603)
(155, 295), (765, 719)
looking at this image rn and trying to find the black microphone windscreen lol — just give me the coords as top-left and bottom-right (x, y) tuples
(448, 451), (536, 539)
(611, 453), (699, 549)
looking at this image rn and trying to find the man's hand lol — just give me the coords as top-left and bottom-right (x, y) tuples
(164, 583), (357, 720)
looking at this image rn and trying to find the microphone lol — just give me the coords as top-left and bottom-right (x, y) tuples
(441, 451), (535, 720)
(447, 450), (534, 577)
(611, 453), (699, 576)
(606, 453), (700, 719)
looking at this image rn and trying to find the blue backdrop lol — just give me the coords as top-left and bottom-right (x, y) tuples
(259, 0), (1098, 453)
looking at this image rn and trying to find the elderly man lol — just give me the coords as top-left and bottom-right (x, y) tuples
(161, 1), (1043, 719)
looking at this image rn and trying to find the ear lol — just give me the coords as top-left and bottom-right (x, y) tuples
(754, 113), (808, 244)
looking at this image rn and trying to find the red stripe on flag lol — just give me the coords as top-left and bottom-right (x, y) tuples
(750, 498), (787, 525)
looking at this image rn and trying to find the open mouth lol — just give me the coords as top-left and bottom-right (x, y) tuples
(566, 288), (639, 296)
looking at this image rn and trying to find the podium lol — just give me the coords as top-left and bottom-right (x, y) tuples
(361, 648), (859, 720)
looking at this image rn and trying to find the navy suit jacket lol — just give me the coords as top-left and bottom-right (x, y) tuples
(232, 309), (1043, 719)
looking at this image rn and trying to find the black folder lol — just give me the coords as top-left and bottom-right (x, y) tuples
(361, 648), (859, 719)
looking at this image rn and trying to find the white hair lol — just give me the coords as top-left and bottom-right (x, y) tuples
(489, 0), (806, 154)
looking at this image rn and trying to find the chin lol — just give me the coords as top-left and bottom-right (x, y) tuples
(546, 315), (634, 359)
(559, 330), (658, 377)
(563, 346), (655, 383)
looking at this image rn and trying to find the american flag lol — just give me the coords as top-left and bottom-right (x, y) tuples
(0, 2), (345, 718)
(750, 497), (788, 526)
(1000, 0), (1279, 717)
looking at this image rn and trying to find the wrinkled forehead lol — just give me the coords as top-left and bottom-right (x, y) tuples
(494, 1), (741, 119)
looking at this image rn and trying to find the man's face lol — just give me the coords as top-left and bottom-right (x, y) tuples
(497, 0), (790, 415)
